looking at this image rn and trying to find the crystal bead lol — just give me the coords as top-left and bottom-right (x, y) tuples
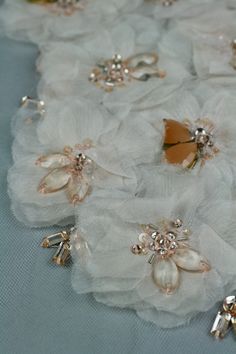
(232, 317), (236, 334)
(52, 242), (71, 266)
(174, 218), (183, 228)
(157, 247), (167, 255)
(151, 231), (159, 240)
(128, 53), (158, 68)
(149, 242), (156, 251)
(183, 228), (191, 237)
(21, 96), (45, 113)
(138, 233), (148, 242)
(211, 311), (232, 339)
(131, 244), (143, 255)
(41, 231), (69, 248)
(223, 295), (236, 315)
(170, 242), (178, 250)
(148, 253), (156, 264)
(167, 231), (176, 240)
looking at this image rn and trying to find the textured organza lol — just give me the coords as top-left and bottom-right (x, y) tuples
(171, 8), (236, 80)
(0, 0), (142, 45)
(3, 0), (236, 329)
(139, 0), (220, 20)
(9, 97), (166, 226)
(142, 90), (236, 193)
(71, 188), (236, 327)
(36, 14), (191, 114)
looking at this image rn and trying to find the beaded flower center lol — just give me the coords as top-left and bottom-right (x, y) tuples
(89, 53), (166, 91)
(131, 218), (210, 294)
(131, 219), (191, 263)
(89, 54), (129, 90)
(36, 145), (94, 204)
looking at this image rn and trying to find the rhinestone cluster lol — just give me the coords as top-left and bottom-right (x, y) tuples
(131, 218), (191, 263)
(89, 52), (165, 91)
(191, 119), (218, 159)
(211, 295), (236, 339)
(89, 54), (129, 91)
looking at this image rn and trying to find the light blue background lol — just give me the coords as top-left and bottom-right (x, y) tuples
(0, 13), (235, 354)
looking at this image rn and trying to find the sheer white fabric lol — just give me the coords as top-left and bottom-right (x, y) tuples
(2, 0), (236, 329)
(0, 0), (142, 45)
(36, 15), (190, 114)
(71, 190), (236, 327)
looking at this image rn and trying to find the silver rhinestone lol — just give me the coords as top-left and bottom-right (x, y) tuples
(157, 248), (167, 255)
(149, 242), (156, 251)
(113, 54), (122, 63)
(167, 231), (176, 240)
(151, 231), (159, 240)
(159, 238), (165, 246)
(174, 219), (183, 228)
(170, 242), (178, 250)
(223, 295), (236, 313)
(194, 128), (210, 146)
(183, 228), (191, 237)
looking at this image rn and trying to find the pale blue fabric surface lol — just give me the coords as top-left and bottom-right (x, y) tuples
(0, 27), (235, 354)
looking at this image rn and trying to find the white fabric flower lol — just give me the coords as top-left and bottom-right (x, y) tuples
(8, 98), (147, 226)
(172, 8), (236, 81)
(8, 96), (164, 226)
(140, 0), (219, 20)
(71, 187), (236, 328)
(0, 0), (142, 45)
(135, 90), (236, 199)
(37, 15), (190, 115)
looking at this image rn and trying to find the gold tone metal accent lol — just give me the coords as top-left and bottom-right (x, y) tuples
(211, 295), (236, 339)
(52, 242), (71, 266)
(41, 227), (75, 266)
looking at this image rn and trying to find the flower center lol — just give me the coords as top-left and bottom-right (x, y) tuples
(131, 219), (191, 262)
(148, 230), (178, 256)
(89, 54), (129, 90)
(73, 153), (90, 172)
(194, 127), (213, 147)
